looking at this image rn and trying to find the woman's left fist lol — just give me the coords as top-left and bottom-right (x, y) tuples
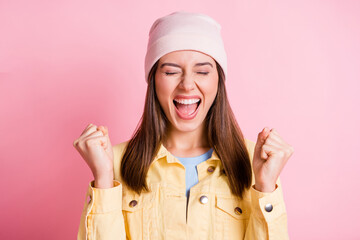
(253, 127), (294, 192)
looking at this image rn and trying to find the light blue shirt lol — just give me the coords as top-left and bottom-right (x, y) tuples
(175, 148), (214, 199)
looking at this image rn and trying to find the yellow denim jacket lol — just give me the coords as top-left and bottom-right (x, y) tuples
(77, 138), (289, 240)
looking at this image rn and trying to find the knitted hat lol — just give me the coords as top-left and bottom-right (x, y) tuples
(144, 11), (227, 83)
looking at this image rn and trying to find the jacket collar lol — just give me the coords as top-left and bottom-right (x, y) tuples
(153, 142), (221, 163)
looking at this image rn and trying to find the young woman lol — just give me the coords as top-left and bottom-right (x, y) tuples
(74, 11), (294, 240)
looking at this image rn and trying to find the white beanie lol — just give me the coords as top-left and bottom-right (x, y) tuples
(144, 11), (228, 83)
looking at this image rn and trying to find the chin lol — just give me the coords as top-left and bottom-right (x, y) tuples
(173, 122), (201, 132)
(170, 114), (207, 132)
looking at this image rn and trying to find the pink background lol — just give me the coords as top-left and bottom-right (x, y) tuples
(1, 0), (359, 239)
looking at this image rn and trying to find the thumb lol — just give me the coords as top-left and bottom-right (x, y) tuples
(97, 126), (109, 137)
(104, 126), (112, 150)
(254, 127), (270, 157)
(102, 126), (111, 143)
(97, 126), (111, 146)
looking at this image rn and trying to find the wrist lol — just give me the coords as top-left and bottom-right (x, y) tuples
(93, 169), (114, 180)
(254, 182), (276, 193)
(93, 170), (114, 189)
(94, 177), (114, 189)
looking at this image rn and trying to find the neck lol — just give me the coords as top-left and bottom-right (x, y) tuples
(163, 122), (209, 151)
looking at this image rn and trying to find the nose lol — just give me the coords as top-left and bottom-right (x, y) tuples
(179, 72), (195, 91)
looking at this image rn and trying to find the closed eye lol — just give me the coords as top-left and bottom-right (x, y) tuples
(165, 72), (177, 75)
(165, 72), (209, 76)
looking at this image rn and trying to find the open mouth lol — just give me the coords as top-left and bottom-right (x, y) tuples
(173, 99), (201, 116)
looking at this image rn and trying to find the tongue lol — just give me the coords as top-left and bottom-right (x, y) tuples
(175, 102), (198, 115)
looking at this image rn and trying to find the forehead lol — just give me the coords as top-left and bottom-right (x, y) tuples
(159, 50), (215, 64)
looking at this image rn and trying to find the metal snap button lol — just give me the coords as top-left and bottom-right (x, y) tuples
(265, 203), (273, 212)
(129, 200), (138, 207)
(234, 207), (242, 215)
(207, 166), (215, 173)
(199, 195), (208, 204)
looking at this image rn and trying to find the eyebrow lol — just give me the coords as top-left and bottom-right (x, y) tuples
(160, 62), (213, 69)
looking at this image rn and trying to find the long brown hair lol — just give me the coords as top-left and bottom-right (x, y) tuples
(120, 59), (252, 199)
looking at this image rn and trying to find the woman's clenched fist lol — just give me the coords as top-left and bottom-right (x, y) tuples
(73, 123), (114, 184)
(253, 127), (294, 192)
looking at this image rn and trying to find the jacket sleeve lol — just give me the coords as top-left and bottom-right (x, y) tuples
(77, 179), (126, 240)
(244, 176), (289, 240)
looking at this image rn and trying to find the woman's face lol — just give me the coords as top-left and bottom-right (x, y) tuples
(155, 50), (219, 133)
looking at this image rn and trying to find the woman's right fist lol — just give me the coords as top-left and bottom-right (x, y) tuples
(73, 123), (114, 180)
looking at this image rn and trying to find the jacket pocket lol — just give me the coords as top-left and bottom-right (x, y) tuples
(214, 195), (251, 240)
(122, 190), (158, 240)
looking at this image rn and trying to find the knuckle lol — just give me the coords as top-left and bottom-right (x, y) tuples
(84, 140), (92, 148)
(278, 150), (286, 158)
(283, 146), (293, 156)
(285, 149), (291, 156)
(288, 146), (295, 154)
